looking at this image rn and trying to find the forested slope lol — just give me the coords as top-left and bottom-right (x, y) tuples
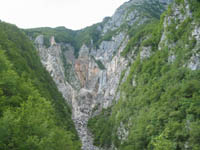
(23, 1), (171, 149)
(88, 0), (200, 149)
(0, 21), (81, 150)
(1, 0), (200, 150)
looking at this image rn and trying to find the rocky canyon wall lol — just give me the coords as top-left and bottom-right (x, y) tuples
(31, 0), (172, 149)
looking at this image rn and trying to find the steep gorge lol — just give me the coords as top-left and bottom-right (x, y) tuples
(25, 0), (200, 150)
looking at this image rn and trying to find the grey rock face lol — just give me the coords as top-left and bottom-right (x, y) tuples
(102, 0), (164, 33)
(117, 122), (129, 142)
(188, 23), (200, 70)
(35, 33), (129, 150)
(168, 54), (176, 63)
(140, 46), (152, 60)
(192, 25), (200, 44)
(32, 0), (171, 149)
(159, 0), (173, 4)
(72, 88), (99, 150)
(35, 35), (44, 45)
(158, 0), (200, 71)
(34, 36), (76, 105)
(187, 54), (200, 70)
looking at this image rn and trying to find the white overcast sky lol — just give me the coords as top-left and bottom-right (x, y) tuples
(0, 0), (128, 30)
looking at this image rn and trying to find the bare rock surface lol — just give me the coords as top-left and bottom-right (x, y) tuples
(33, 1), (173, 149)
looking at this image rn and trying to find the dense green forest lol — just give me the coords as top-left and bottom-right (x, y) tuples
(88, 0), (200, 149)
(0, 21), (81, 150)
(1, 0), (200, 149)
(24, 24), (102, 57)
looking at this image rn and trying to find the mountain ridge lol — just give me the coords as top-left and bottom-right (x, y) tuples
(25, 0), (173, 150)
(0, 21), (81, 150)
(0, 0), (200, 150)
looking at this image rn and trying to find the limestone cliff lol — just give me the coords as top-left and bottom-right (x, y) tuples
(28, 0), (173, 149)
(87, 0), (200, 149)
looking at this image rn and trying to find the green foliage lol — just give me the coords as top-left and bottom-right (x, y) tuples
(189, 0), (200, 19)
(175, 0), (200, 19)
(88, 1), (200, 149)
(126, 0), (165, 20)
(90, 49), (200, 150)
(98, 29), (119, 44)
(75, 23), (102, 50)
(150, 128), (176, 150)
(166, 17), (192, 43)
(25, 24), (102, 57)
(0, 98), (78, 150)
(140, 0), (165, 19)
(119, 69), (126, 85)
(91, 56), (106, 70)
(25, 26), (77, 54)
(25, 26), (75, 45)
(175, 0), (184, 4)
(88, 108), (113, 148)
(0, 22), (81, 149)
(121, 19), (162, 57)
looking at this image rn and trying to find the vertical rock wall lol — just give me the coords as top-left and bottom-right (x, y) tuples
(33, 1), (173, 149)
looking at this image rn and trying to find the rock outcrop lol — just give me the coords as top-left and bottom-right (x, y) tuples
(31, 0), (174, 149)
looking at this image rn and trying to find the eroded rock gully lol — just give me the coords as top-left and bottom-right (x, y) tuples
(33, 1), (172, 149)
(35, 32), (129, 150)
